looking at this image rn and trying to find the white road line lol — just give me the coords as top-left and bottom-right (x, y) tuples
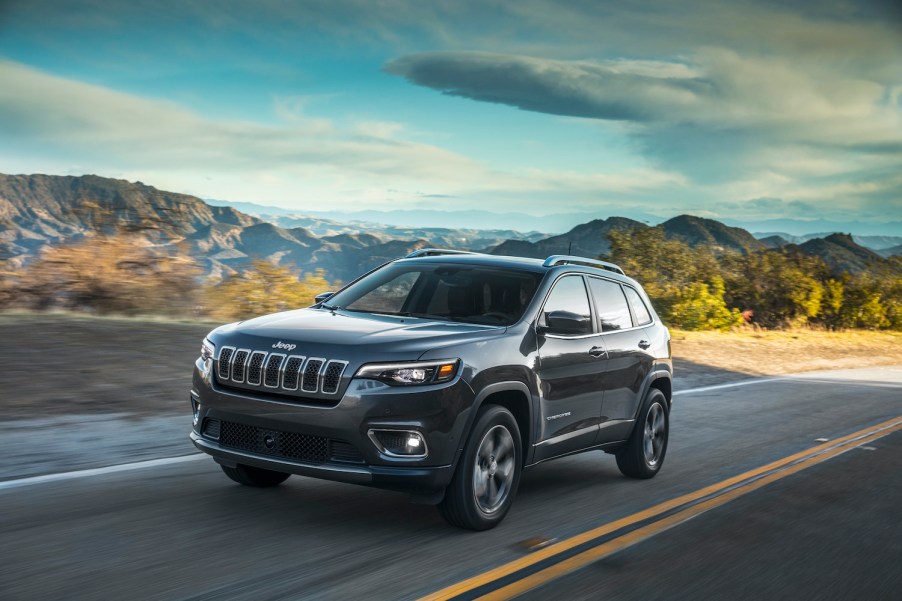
(0, 454), (205, 491)
(673, 377), (784, 396)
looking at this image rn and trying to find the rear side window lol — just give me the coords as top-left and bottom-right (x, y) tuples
(624, 286), (653, 326)
(587, 278), (632, 332)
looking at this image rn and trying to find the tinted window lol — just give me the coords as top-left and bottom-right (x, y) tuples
(326, 262), (543, 325)
(541, 276), (592, 334)
(587, 278), (632, 332)
(624, 286), (653, 326)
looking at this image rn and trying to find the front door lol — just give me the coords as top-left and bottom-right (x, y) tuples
(534, 275), (607, 461)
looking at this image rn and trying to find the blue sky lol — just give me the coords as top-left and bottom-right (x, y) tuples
(1, 0), (900, 225)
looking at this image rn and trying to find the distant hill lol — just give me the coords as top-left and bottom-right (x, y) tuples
(795, 233), (892, 275)
(753, 231), (902, 252)
(0, 173), (433, 281)
(490, 217), (644, 259)
(759, 235), (791, 249)
(3, 173), (899, 282)
(0, 173), (257, 261)
(660, 215), (765, 254)
(879, 244), (902, 258)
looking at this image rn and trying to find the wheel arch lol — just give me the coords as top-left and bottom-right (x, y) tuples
(469, 381), (533, 466)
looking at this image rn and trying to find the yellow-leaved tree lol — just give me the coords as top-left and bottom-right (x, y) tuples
(204, 261), (334, 320)
(7, 234), (199, 316)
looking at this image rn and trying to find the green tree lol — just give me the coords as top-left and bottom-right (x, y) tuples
(667, 276), (744, 331)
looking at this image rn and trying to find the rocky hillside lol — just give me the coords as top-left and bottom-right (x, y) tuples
(796, 233), (896, 275)
(660, 215), (765, 254)
(0, 173), (433, 281)
(3, 173), (898, 281)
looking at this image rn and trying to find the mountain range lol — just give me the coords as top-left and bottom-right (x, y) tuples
(1, 173), (899, 282)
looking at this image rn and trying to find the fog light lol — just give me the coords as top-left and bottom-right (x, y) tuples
(191, 397), (200, 427)
(368, 429), (428, 458)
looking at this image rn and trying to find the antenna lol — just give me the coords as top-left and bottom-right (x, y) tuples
(568, 241), (572, 254)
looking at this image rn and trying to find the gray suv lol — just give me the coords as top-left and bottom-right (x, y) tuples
(191, 250), (672, 530)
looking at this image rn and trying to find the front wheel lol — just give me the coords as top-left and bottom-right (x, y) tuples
(616, 388), (669, 479)
(221, 463), (291, 487)
(439, 405), (522, 530)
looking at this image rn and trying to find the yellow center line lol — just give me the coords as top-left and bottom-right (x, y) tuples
(419, 414), (902, 601)
(480, 421), (902, 600)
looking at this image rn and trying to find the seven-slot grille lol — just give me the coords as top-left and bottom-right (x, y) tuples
(216, 346), (348, 396)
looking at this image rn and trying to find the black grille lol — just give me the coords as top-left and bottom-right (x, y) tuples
(219, 421), (328, 464)
(282, 356), (305, 390)
(264, 354), (284, 388)
(202, 418), (221, 439)
(217, 347), (234, 380)
(330, 441), (365, 464)
(232, 350), (249, 382)
(247, 351), (266, 385)
(322, 361), (346, 394)
(302, 359), (324, 392)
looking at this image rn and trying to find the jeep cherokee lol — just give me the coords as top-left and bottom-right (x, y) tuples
(190, 250), (672, 530)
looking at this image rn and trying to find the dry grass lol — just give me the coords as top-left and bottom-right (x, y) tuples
(672, 328), (902, 384)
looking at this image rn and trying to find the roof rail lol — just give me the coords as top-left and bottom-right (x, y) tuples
(543, 255), (625, 276)
(405, 248), (478, 259)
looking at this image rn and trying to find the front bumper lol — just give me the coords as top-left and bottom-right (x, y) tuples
(190, 431), (454, 492)
(190, 358), (475, 494)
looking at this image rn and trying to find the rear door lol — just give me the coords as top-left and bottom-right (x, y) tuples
(533, 274), (608, 461)
(585, 277), (655, 442)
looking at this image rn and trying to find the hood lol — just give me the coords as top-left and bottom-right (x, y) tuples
(207, 307), (505, 361)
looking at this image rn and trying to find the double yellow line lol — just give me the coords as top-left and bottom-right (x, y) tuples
(420, 415), (902, 601)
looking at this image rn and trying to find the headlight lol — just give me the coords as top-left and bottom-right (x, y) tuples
(201, 339), (215, 361)
(355, 359), (459, 386)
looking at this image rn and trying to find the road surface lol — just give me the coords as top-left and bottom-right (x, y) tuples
(1, 366), (901, 600)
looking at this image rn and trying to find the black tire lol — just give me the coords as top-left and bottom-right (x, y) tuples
(616, 388), (669, 479)
(221, 463), (291, 487)
(439, 405), (522, 531)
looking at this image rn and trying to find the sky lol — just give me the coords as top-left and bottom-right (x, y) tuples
(1, 0), (901, 226)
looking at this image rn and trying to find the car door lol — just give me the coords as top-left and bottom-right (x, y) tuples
(585, 277), (655, 443)
(533, 274), (608, 461)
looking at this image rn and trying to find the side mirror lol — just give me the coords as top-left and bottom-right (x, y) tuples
(315, 291), (335, 304)
(542, 310), (591, 335)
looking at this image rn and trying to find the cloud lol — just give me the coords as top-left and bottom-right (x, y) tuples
(0, 60), (684, 210)
(0, 60), (479, 181)
(386, 50), (902, 147)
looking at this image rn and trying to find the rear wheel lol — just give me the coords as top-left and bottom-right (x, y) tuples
(221, 463), (291, 487)
(439, 405), (522, 530)
(616, 388), (669, 479)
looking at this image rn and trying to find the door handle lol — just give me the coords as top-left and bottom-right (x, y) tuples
(588, 346), (607, 357)
(638, 340), (651, 350)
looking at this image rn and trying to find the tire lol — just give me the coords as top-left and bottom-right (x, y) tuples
(439, 405), (522, 531)
(616, 388), (669, 479)
(221, 463), (291, 487)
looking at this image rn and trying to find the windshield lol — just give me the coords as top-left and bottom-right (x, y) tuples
(323, 262), (544, 326)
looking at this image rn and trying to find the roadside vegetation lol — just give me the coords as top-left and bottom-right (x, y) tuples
(0, 234), (334, 320)
(606, 227), (902, 331)
(1, 230), (900, 331)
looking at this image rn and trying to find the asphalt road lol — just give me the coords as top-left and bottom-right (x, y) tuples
(1, 366), (901, 601)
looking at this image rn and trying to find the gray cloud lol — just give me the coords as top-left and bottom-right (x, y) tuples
(386, 52), (714, 122)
